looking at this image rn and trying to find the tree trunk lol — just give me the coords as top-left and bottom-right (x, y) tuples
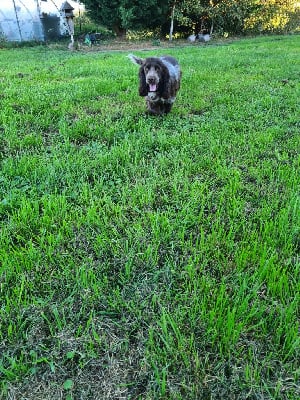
(113, 25), (127, 38)
(169, 3), (176, 41)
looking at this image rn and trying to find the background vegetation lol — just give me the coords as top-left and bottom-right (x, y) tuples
(0, 34), (299, 399)
(81, 0), (300, 37)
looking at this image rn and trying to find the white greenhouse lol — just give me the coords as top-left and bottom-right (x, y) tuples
(0, 0), (82, 42)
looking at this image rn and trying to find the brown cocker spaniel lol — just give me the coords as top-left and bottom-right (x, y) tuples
(129, 54), (182, 115)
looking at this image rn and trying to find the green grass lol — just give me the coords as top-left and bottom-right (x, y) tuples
(0, 35), (299, 399)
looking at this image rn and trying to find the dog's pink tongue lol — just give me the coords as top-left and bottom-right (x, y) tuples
(149, 84), (157, 92)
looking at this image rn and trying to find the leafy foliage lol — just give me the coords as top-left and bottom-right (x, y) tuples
(244, 0), (300, 33)
(81, 0), (300, 36)
(173, 0), (252, 34)
(83, 0), (170, 35)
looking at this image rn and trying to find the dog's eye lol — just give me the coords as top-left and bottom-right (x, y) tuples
(155, 66), (160, 71)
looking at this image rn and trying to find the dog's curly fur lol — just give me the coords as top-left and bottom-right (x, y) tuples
(129, 54), (181, 115)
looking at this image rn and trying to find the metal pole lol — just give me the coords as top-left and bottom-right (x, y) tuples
(12, 0), (23, 41)
(35, 0), (45, 41)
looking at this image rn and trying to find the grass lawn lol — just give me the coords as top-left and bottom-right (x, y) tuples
(0, 35), (299, 399)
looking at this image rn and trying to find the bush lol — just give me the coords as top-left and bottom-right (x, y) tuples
(244, 1), (300, 34)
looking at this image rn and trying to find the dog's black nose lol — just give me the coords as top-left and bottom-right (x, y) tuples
(148, 77), (155, 83)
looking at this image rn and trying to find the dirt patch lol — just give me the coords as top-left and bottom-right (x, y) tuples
(50, 38), (208, 53)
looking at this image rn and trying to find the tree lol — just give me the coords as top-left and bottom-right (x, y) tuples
(244, 0), (300, 33)
(82, 0), (299, 37)
(174, 0), (254, 35)
(82, 0), (170, 36)
(176, 0), (299, 35)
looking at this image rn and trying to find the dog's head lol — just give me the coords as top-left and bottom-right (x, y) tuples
(129, 54), (170, 97)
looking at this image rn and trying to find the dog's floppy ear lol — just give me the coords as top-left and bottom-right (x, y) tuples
(138, 66), (148, 96)
(128, 54), (144, 66)
(128, 54), (148, 96)
(159, 63), (171, 98)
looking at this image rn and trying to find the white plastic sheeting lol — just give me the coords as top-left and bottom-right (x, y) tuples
(0, 0), (79, 41)
(0, 0), (44, 41)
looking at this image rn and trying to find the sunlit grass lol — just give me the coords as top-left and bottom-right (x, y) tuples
(0, 35), (299, 399)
